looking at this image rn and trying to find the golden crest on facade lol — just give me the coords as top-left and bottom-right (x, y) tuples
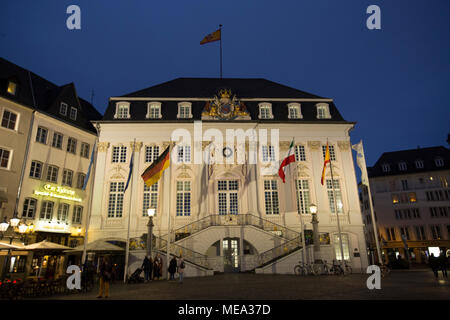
(202, 89), (250, 120)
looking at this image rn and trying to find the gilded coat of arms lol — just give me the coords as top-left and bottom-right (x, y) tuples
(202, 89), (250, 120)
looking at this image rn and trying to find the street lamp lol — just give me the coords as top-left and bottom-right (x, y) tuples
(147, 209), (155, 259)
(309, 204), (321, 262)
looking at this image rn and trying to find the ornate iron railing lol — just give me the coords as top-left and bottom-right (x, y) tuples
(256, 236), (303, 267)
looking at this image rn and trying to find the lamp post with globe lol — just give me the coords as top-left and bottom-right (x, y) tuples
(147, 208), (155, 259)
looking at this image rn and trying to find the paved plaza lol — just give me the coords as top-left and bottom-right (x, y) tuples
(40, 269), (450, 300)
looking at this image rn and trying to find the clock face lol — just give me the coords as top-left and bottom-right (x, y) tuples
(222, 147), (233, 158)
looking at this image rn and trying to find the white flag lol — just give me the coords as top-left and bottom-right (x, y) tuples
(352, 140), (369, 186)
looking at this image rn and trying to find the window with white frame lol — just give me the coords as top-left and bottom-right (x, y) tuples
(69, 107), (77, 120)
(72, 206), (83, 224)
(29, 161), (43, 179)
(7, 81), (17, 95)
(0, 148), (11, 169)
(76, 172), (86, 189)
(261, 145), (276, 162)
(115, 102), (130, 119)
(60, 102), (68, 116)
(57, 203), (70, 222)
(415, 159), (424, 169)
(145, 145), (160, 163)
(22, 198), (37, 219)
(264, 180), (279, 215)
(177, 145), (191, 163)
(333, 234), (350, 260)
(435, 157), (444, 167)
(112, 146), (127, 163)
(80, 143), (90, 158)
(147, 102), (162, 119)
(287, 103), (302, 119)
(217, 180), (239, 215)
(322, 145), (336, 161)
(52, 132), (63, 149)
(326, 179), (343, 214)
(177, 102), (192, 119)
(316, 103), (331, 119)
(143, 182), (158, 216)
(382, 163), (390, 172)
(67, 137), (77, 154)
(258, 103), (273, 119)
(176, 181), (191, 216)
(1, 109), (18, 130)
(46, 165), (59, 183)
(108, 182), (124, 218)
(39, 201), (54, 220)
(296, 179), (311, 214)
(295, 145), (306, 161)
(62, 169), (73, 187)
(398, 162), (407, 171)
(36, 127), (48, 144)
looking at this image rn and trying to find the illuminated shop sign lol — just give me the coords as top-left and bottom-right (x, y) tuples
(34, 184), (82, 202)
(34, 221), (71, 233)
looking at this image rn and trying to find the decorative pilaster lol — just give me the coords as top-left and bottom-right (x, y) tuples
(307, 141), (320, 151)
(97, 142), (110, 152)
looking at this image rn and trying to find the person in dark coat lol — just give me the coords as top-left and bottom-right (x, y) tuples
(438, 252), (448, 278)
(142, 256), (153, 282)
(153, 254), (162, 280)
(97, 256), (113, 298)
(168, 256), (177, 280)
(428, 253), (439, 278)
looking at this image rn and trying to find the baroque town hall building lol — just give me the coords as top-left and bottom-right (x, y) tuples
(88, 78), (368, 275)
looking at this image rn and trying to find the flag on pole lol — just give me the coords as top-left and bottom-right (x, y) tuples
(200, 29), (221, 45)
(124, 143), (134, 192)
(141, 145), (170, 188)
(351, 140), (369, 186)
(82, 142), (96, 190)
(278, 139), (295, 183)
(321, 142), (331, 185)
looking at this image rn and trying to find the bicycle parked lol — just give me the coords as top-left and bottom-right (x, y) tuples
(294, 261), (317, 276)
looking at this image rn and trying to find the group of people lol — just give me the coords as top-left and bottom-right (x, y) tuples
(428, 252), (448, 279)
(142, 254), (185, 283)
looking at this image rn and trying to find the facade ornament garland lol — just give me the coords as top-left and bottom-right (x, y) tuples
(129, 141), (143, 152)
(98, 142), (110, 153)
(110, 165), (126, 179)
(337, 141), (350, 151)
(307, 141), (321, 151)
(279, 141), (291, 151)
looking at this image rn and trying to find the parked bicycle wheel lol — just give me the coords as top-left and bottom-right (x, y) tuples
(294, 265), (305, 275)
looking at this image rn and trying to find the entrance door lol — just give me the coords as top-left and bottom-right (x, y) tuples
(223, 238), (240, 272)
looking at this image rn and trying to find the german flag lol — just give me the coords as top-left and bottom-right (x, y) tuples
(141, 145), (170, 187)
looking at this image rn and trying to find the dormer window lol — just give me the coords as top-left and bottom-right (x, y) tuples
(115, 102), (130, 119)
(435, 157), (444, 167)
(415, 159), (424, 169)
(177, 102), (192, 119)
(146, 102), (162, 119)
(60, 102), (68, 116)
(7, 81), (17, 95)
(287, 103), (302, 119)
(258, 103), (273, 119)
(398, 162), (407, 171)
(316, 103), (331, 119)
(70, 107), (77, 120)
(382, 163), (390, 173)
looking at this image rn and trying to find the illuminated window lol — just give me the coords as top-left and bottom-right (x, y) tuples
(22, 198), (37, 219)
(264, 180), (279, 215)
(147, 102), (162, 119)
(316, 103), (331, 119)
(326, 179), (343, 213)
(408, 192), (417, 203)
(288, 103), (302, 119)
(39, 201), (54, 220)
(177, 102), (192, 119)
(176, 181), (191, 216)
(143, 182), (158, 216)
(115, 102), (130, 119)
(217, 180), (238, 215)
(258, 103), (273, 119)
(296, 179), (310, 214)
(7, 81), (16, 95)
(333, 234), (350, 261)
(1, 110), (18, 130)
(108, 182), (124, 218)
(391, 194), (399, 204)
(57, 203), (70, 222)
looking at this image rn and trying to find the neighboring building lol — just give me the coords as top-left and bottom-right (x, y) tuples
(89, 78), (368, 276)
(360, 146), (450, 264)
(0, 58), (101, 276)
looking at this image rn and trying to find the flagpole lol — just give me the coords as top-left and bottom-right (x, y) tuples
(219, 24), (223, 79)
(81, 140), (98, 266)
(123, 139), (136, 283)
(166, 142), (174, 280)
(328, 141), (346, 271)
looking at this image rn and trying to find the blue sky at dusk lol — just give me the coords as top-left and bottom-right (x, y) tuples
(1, 0), (449, 166)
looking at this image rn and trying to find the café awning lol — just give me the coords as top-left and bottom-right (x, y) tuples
(68, 240), (124, 253)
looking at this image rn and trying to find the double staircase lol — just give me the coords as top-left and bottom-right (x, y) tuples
(130, 214), (306, 271)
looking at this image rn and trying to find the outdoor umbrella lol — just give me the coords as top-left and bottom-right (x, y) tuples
(23, 240), (73, 277)
(67, 239), (124, 253)
(0, 242), (25, 250)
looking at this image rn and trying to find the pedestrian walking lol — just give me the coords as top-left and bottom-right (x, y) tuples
(168, 256), (177, 280)
(178, 255), (185, 284)
(97, 256), (113, 298)
(438, 252), (448, 278)
(153, 254), (163, 280)
(142, 255), (153, 282)
(428, 253), (439, 279)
